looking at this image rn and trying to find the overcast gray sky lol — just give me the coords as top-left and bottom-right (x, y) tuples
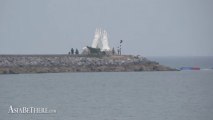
(0, 0), (213, 56)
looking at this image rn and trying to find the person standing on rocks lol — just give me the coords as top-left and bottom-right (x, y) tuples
(112, 47), (115, 55)
(117, 47), (120, 55)
(71, 48), (74, 55)
(75, 49), (79, 55)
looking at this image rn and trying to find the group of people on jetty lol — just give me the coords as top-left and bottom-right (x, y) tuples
(67, 46), (122, 56)
(68, 48), (79, 55)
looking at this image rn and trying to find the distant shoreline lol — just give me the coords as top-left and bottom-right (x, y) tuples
(0, 54), (177, 74)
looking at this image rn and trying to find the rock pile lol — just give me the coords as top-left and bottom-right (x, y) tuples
(0, 55), (176, 74)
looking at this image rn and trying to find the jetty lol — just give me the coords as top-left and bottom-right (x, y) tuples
(0, 54), (176, 74)
(0, 28), (177, 74)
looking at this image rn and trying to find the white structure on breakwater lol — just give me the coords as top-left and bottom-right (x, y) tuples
(91, 28), (110, 51)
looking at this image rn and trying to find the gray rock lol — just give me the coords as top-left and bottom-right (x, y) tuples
(0, 55), (177, 74)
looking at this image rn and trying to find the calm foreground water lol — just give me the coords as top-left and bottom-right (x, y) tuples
(0, 71), (213, 120)
(1, 56), (213, 120)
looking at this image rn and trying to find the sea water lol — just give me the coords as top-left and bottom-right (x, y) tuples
(147, 56), (213, 69)
(0, 57), (213, 120)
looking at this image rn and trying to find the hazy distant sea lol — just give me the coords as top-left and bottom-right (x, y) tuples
(0, 56), (213, 120)
(147, 56), (213, 69)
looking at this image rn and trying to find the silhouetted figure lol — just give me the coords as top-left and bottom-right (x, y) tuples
(75, 49), (79, 55)
(120, 40), (123, 55)
(117, 48), (120, 55)
(71, 48), (74, 55)
(68, 52), (71, 55)
(112, 47), (115, 55)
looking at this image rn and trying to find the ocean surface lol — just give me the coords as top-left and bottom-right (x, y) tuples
(147, 56), (213, 69)
(0, 57), (213, 120)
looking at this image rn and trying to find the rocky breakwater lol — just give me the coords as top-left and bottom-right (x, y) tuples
(0, 55), (176, 74)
